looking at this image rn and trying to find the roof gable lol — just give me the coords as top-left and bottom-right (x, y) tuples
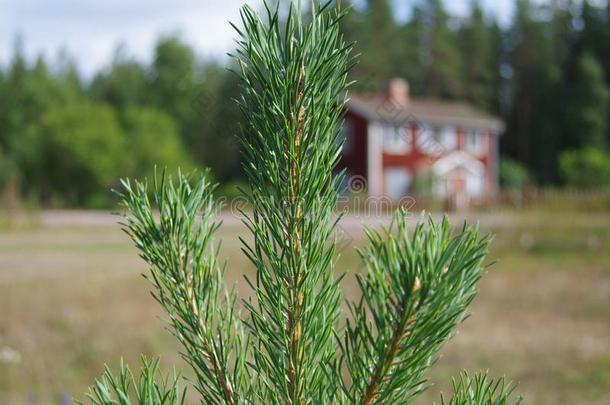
(432, 151), (485, 176)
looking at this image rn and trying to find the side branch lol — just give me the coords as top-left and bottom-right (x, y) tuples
(361, 315), (414, 405)
(118, 173), (242, 405)
(342, 212), (492, 404)
(188, 287), (237, 405)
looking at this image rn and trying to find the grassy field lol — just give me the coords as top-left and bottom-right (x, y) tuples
(1, 210), (609, 404)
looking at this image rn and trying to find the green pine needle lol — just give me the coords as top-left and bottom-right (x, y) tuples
(439, 371), (523, 405)
(79, 356), (186, 405)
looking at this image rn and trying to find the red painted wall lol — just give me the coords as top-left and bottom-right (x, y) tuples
(340, 112), (499, 197)
(340, 111), (368, 179)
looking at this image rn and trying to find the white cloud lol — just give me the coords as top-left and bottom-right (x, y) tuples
(0, 0), (259, 76)
(0, 0), (535, 78)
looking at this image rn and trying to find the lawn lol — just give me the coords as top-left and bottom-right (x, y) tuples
(1, 210), (609, 404)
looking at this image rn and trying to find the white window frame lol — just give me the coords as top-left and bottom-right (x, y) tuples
(382, 124), (410, 154)
(466, 129), (487, 156)
(417, 125), (450, 156)
(438, 126), (457, 150)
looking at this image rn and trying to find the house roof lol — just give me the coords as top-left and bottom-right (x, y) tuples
(346, 94), (505, 133)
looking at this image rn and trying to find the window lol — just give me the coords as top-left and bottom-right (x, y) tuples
(466, 129), (486, 155)
(382, 124), (410, 154)
(384, 168), (411, 199)
(438, 127), (457, 150)
(417, 125), (454, 156)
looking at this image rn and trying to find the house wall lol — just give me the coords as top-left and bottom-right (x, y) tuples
(382, 123), (434, 174)
(339, 111), (368, 181)
(341, 112), (500, 201)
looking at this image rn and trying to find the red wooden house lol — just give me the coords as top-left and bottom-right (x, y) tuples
(340, 79), (504, 208)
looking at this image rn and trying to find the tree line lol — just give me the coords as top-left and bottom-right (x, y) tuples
(0, 37), (242, 207)
(0, 0), (609, 207)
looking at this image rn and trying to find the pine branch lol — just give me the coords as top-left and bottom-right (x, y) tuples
(439, 372), (523, 405)
(117, 171), (245, 405)
(340, 210), (493, 404)
(231, 1), (354, 403)
(79, 357), (186, 405)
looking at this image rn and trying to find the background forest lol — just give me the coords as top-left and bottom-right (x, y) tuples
(1, 0), (610, 207)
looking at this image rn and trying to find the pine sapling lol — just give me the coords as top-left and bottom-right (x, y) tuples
(81, 2), (522, 404)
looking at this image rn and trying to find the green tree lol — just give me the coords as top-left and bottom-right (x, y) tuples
(150, 36), (197, 145)
(0, 147), (11, 191)
(0, 42), (86, 199)
(415, 0), (463, 98)
(529, 63), (564, 184)
(53, 50), (85, 102)
(487, 19), (505, 115)
(0, 39), (29, 152)
(0, 63), (12, 192)
(503, 0), (565, 184)
(90, 46), (149, 113)
(565, 51), (609, 149)
(122, 106), (191, 178)
(459, 1), (495, 109)
(191, 64), (243, 181)
(338, 0), (402, 91)
(395, 13), (425, 93)
(547, 0), (578, 65)
(579, 1), (610, 81)
(504, 0), (542, 166)
(360, 0), (399, 80)
(36, 103), (128, 206)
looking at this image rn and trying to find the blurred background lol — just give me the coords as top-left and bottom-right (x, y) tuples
(1, 0), (609, 404)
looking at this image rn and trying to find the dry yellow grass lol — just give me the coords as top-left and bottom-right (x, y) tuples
(0, 211), (609, 404)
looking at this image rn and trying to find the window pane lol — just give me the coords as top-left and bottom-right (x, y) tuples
(384, 168), (411, 199)
(383, 124), (409, 154)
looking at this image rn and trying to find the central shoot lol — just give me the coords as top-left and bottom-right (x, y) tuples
(233, 2), (352, 403)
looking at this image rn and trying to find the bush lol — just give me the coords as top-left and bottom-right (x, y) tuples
(411, 170), (438, 195)
(559, 148), (610, 188)
(499, 157), (530, 190)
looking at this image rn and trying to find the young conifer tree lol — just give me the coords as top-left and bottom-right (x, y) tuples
(81, 1), (522, 404)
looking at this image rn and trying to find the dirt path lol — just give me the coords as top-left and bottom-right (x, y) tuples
(31, 209), (610, 231)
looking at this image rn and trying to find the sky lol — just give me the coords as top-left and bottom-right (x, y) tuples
(0, 0), (527, 78)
